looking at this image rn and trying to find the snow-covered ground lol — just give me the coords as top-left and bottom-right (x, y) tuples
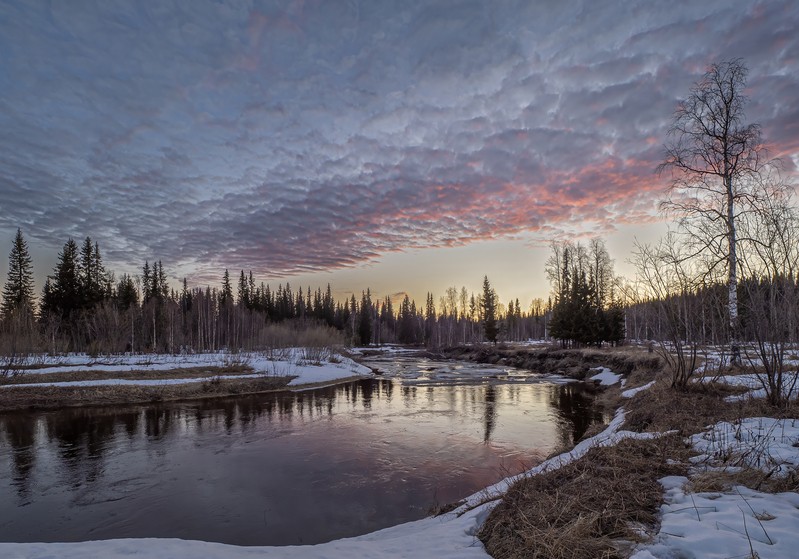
(690, 417), (799, 476)
(1, 350), (372, 389)
(632, 418), (799, 559)
(708, 372), (799, 402)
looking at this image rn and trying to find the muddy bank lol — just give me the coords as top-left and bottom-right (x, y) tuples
(441, 344), (662, 382)
(0, 375), (293, 413)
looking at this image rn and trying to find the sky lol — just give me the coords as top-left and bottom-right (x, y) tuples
(1, 0), (798, 308)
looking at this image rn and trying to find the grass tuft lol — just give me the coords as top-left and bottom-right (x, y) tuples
(479, 435), (688, 559)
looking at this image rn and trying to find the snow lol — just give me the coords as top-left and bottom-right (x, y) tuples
(622, 381), (656, 398)
(631, 478), (799, 559)
(13, 352), (250, 375)
(0, 504), (494, 559)
(2, 351), (373, 390)
(690, 417), (799, 476)
(632, 418), (799, 559)
(13, 351), (798, 559)
(589, 366), (621, 386)
(706, 373), (799, 402)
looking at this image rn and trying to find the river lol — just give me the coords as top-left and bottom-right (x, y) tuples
(0, 353), (608, 546)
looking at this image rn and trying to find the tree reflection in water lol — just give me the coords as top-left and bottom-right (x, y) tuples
(0, 375), (606, 545)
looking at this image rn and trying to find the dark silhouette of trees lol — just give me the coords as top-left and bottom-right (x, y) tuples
(1, 229), (35, 321)
(42, 238), (81, 321)
(358, 290), (373, 345)
(482, 276), (498, 344)
(547, 239), (624, 347)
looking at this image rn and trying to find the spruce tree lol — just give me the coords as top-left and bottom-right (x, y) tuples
(115, 274), (139, 310)
(79, 237), (107, 308)
(49, 238), (81, 319)
(482, 276), (498, 344)
(358, 289), (372, 345)
(237, 270), (249, 308)
(142, 261), (152, 302)
(220, 269), (233, 305)
(1, 229), (36, 320)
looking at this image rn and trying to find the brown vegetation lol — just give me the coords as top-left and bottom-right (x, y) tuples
(0, 374), (292, 412)
(1, 364), (255, 385)
(480, 435), (688, 559)
(444, 344), (662, 381)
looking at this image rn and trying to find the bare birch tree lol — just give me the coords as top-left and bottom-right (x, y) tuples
(658, 59), (766, 362)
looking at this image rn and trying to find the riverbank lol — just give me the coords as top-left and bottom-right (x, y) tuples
(465, 343), (799, 558)
(2, 344), (797, 558)
(441, 343), (663, 382)
(0, 350), (373, 412)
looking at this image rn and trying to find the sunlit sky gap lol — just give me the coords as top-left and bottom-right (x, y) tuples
(1, 1), (797, 307)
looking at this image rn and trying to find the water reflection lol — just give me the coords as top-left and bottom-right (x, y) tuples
(0, 375), (607, 546)
(484, 384), (497, 443)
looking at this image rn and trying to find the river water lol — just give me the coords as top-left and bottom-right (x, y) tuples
(0, 353), (608, 546)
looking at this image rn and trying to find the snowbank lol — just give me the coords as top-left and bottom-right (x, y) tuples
(0, 504), (494, 559)
(631, 477), (799, 559)
(2, 351), (373, 390)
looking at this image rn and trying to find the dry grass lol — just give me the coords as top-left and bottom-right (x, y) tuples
(479, 435), (688, 559)
(624, 379), (799, 435)
(689, 467), (799, 494)
(0, 375), (292, 412)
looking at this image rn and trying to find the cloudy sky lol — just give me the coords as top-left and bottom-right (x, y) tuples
(1, 0), (798, 306)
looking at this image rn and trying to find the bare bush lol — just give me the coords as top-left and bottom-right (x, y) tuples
(633, 236), (702, 389)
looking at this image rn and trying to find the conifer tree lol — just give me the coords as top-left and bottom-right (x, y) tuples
(47, 238), (81, 319)
(142, 261), (152, 302)
(482, 276), (498, 344)
(1, 229), (36, 320)
(115, 274), (139, 310)
(79, 237), (107, 308)
(358, 289), (372, 345)
(237, 270), (250, 308)
(220, 269), (233, 305)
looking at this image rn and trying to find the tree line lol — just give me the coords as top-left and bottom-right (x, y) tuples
(0, 230), (551, 354)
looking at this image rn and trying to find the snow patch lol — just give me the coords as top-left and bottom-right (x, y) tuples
(589, 366), (621, 386)
(622, 381), (655, 398)
(690, 417), (799, 476)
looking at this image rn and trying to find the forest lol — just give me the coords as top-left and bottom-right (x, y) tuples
(0, 228), (561, 355)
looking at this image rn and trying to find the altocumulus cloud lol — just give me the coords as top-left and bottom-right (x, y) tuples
(0, 0), (797, 282)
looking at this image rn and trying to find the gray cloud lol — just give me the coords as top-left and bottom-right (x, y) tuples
(0, 0), (797, 284)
